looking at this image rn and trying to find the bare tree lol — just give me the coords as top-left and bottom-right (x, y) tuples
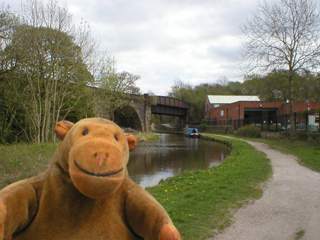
(217, 76), (229, 87)
(21, 0), (72, 31)
(21, 0), (98, 65)
(0, 4), (19, 49)
(240, 0), (320, 135)
(92, 54), (141, 121)
(114, 71), (141, 94)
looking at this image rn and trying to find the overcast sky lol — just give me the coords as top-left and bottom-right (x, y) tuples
(6, 0), (259, 95)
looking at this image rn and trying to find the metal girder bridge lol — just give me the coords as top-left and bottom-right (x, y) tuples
(151, 96), (190, 116)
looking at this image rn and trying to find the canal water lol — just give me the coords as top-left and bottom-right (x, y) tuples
(127, 133), (230, 188)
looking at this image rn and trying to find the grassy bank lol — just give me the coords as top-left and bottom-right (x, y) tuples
(0, 143), (58, 189)
(257, 138), (320, 173)
(0, 132), (159, 189)
(131, 131), (160, 142)
(147, 135), (272, 240)
(218, 133), (320, 173)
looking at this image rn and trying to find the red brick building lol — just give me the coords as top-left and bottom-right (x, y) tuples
(205, 95), (320, 130)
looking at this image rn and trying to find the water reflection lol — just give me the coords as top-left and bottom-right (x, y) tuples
(127, 134), (230, 188)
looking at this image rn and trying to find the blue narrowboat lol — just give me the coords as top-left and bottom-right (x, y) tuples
(184, 127), (200, 138)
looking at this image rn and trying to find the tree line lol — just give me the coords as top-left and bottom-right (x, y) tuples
(0, 0), (140, 144)
(168, 70), (320, 124)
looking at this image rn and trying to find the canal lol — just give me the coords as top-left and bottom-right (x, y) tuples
(127, 133), (230, 188)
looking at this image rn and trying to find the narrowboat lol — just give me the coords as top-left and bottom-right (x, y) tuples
(184, 127), (200, 138)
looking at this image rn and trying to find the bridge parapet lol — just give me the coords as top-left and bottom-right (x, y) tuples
(157, 96), (190, 109)
(152, 96), (190, 116)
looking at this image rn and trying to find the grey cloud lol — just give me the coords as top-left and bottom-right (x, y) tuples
(5, 0), (259, 95)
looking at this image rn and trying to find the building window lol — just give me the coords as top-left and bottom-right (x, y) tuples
(316, 114), (319, 123)
(221, 110), (224, 116)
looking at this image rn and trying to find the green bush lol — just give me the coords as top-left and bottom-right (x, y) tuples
(198, 123), (206, 132)
(294, 132), (320, 144)
(198, 119), (207, 132)
(236, 125), (261, 138)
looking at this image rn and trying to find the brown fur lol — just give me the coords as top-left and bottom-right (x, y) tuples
(0, 118), (181, 240)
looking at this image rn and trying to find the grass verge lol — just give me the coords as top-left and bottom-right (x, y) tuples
(258, 138), (320, 173)
(131, 131), (160, 142)
(219, 133), (320, 173)
(0, 132), (159, 189)
(0, 143), (58, 189)
(147, 135), (272, 240)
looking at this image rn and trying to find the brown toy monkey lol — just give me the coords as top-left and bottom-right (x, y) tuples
(0, 118), (181, 240)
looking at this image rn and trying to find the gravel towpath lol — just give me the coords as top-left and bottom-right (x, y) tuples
(207, 138), (320, 240)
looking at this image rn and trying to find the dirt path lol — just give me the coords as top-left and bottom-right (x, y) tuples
(207, 138), (320, 240)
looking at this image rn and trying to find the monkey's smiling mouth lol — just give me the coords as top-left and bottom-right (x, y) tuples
(74, 160), (123, 177)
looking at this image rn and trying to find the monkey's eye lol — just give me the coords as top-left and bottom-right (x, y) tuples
(114, 134), (119, 141)
(83, 129), (89, 135)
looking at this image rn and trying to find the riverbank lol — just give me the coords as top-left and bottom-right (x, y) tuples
(131, 131), (160, 142)
(147, 135), (272, 240)
(0, 131), (159, 189)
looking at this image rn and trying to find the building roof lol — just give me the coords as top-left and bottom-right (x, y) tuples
(207, 95), (260, 104)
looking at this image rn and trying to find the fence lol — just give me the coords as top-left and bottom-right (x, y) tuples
(207, 111), (319, 132)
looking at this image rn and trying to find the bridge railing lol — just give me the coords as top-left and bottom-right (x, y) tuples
(157, 96), (190, 109)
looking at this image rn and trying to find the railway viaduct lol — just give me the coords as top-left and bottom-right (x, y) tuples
(112, 94), (190, 131)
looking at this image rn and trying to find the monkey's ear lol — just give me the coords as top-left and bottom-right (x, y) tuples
(54, 120), (74, 140)
(126, 134), (137, 151)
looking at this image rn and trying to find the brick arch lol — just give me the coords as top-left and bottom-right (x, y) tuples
(114, 105), (143, 131)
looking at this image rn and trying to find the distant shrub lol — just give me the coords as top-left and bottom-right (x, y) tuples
(236, 125), (261, 138)
(198, 123), (206, 132)
(198, 119), (207, 132)
(294, 132), (320, 144)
